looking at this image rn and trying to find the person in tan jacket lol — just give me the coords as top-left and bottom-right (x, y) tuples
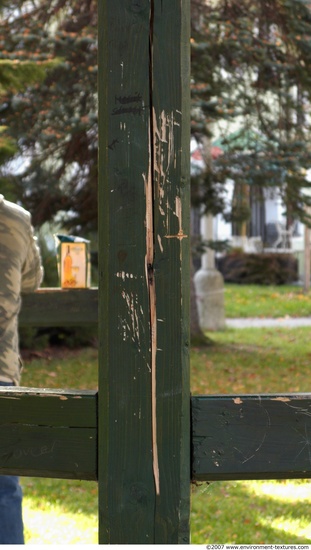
(0, 194), (43, 544)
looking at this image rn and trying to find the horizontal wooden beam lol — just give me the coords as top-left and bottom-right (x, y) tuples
(192, 394), (311, 481)
(2, 390), (311, 483)
(0, 388), (97, 480)
(19, 288), (98, 327)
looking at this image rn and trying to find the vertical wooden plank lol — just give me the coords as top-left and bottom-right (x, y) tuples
(98, 1), (153, 543)
(98, 0), (190, 544)
(151, 1), (191, 544)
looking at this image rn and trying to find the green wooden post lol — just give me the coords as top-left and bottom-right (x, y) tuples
(98, 0), (190, 543)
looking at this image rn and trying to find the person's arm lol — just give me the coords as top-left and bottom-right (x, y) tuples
(21, 219), (44, 293)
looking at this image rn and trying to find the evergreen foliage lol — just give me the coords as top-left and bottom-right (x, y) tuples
(0, 0), (57, 195)
(0, 0), (97, 230)
(191, 0), (311, 228)
(217, 251), (298, 284)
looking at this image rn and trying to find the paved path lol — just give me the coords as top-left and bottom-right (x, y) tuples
(227, 317), (311, 328)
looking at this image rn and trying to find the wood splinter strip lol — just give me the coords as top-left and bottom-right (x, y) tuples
(144, 123), (160, 496)
(146, 0), (160, 497)
(149, 274), (160, 496)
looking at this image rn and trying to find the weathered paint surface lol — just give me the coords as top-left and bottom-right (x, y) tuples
(98, 0), (190, 544)
(0, 388), (97, 480)
(19, 288), (98, 327)
(192, 395), (311, 481)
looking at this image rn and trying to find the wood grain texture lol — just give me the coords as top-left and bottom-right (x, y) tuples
(98, 0), (190, 543)
(192, 394), (311, 481)
(98, 0), (154, 544)
(152, 0), (191, 544)
(20, 288), (98, 327)
(0, 388), (97, 480)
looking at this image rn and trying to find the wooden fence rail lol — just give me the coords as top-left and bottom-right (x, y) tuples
(192, 394), (311, 481)
(0, 387), (97, 480)
(19, 288), (98, 327)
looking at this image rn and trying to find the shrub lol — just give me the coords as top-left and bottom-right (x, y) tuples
(217, 252), (298, 285)
(19, 325), (98, 350)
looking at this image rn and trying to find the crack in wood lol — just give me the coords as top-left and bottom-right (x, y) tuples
(145, 0), (159, 497)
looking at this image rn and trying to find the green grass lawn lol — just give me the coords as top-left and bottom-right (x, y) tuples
(18, 285), (311, 544)
(191, 326), (311, 394)
(224, 283), (311, 318)
(23, 477), (98, 544)
(191, 479), (311, 544)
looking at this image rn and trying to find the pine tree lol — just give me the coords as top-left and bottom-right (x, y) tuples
(191, 0), (311, 230)
(0, 42), (57, 198)
(0, 0), (97, 226)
